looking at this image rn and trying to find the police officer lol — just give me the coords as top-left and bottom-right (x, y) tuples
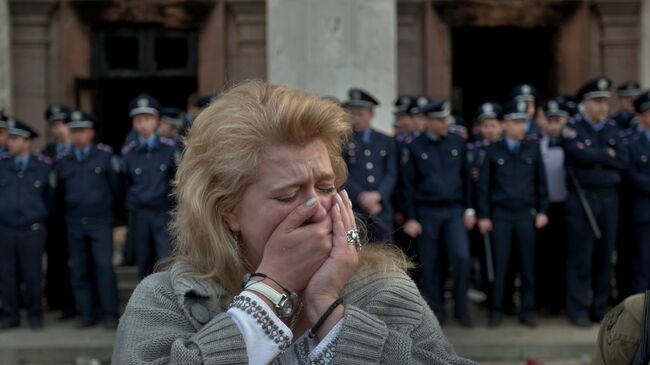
(613, 84), (641, 301)
(611, 81), (640, 129)
(0, 119), (53, 330)
(41, 105), (72, 158)
(467, 102), (503, 297)
(40, 104), (76, 319)
(477, 100), (549, 327)
(410, 95), (432, 134)
(401, 99), (473, 326)
(0, 111), (8, 155)
(394, 95), (418, 145)
(536, 99), (570, 315)
(562, 77), (629, 327)
(158, 107), (185, 147)
(55, 110), (120, 328)
(510, 84), (541, 139)
(122, 94), (178, 280)
(342, 88), (397, 242)
(627, 91), (650, 293)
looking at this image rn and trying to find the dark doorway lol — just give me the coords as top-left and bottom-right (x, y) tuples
(452, 26), (557, 127)
(92, 77), (196, 151)
(87, 26), (198, 151)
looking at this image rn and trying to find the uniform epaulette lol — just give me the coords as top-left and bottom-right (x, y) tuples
(121, 140), (137, 155)
(448, 129), (465, 139)
(53, 150), (72, 162)
(34, 153), (52, 165)
(97, 143), (113, 154)
(160, 136), (176, 147)
(467, 140), (484, 150)
(525, 133), (541, 143)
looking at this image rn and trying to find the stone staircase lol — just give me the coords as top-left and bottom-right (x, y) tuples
(0, 260), (602, 365)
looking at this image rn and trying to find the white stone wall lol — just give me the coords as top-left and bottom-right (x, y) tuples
(0, 0), (11, 112)
(267, 0), (397, 135)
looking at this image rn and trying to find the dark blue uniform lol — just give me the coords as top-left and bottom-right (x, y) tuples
(401, 131), (471, 322)
(477, 139), (549, 322)
(562, 115), (629, 322)
(55, 144), (120, 324)
(343, 129), (397, 242)
(626, 128), (650, 292)
(122, 135), (178, 279)
(0, 154), (52, 327)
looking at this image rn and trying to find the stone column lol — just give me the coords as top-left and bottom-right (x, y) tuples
(267, 0), (397, 134)
(0, 0), (11, 112)
(641, 0), (650, 87)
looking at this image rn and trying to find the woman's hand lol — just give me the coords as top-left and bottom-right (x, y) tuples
(255, 197), (333, 293)
(303, 191), (359, 338)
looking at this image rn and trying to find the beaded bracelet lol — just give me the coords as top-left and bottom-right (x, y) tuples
(229, 295), (291, 350)
(308, 298), (343, 339)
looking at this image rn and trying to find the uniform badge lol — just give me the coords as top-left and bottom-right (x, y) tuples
(138, 98), (149, 107)
(517, 101), (527, 113)
(598, 78), (608, 90)
(71, 111), (82, 121)
(522, 85), (531, 95)
(482, 103), (493, 114)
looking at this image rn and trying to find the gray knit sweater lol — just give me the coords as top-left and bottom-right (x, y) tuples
(112, 261), (477, 364)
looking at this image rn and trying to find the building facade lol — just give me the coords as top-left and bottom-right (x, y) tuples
(1, 0), (648, 147)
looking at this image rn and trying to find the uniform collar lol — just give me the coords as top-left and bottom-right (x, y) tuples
(138, 134), (158, 150)
(56, 142), (72, 155)
(582, 114), (606, 132)
(426, 131), (441, 142)
(74, 144), (92, 161)
(13, 154), (30, 171)
(505, 137), (521, 152)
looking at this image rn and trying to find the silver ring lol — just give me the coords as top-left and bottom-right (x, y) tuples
(346, 228), (361, 250)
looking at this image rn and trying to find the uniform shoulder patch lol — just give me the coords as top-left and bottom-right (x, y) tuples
(34, 153), (52, 165)
(160, 136), (176, 148)
(97, 143), (113, 154)
(121, 140), (137, 155)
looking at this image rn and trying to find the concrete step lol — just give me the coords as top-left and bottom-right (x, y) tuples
(444, 313), (599, 363)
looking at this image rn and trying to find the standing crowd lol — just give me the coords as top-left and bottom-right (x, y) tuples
(0, 76), (649, 332)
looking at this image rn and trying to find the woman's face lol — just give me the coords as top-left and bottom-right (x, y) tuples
(227, 139), (337, 268)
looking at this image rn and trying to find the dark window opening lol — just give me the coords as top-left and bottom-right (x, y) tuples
(104, 35), (139, 70)
(452, 26), (558, 126)
(154, 36), (189, 70)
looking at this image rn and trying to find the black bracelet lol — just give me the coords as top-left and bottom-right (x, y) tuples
(244, 272), (293, 296)
(309, 298), (343, 338)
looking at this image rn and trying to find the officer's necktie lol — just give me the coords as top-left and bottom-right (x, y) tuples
(15, 161), (23, 171)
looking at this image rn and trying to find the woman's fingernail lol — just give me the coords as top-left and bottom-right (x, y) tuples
(342, 189), (349, 199)
(306, 197), (317, 206)
(336, 194), (343, 203)
(335, 203), (340, 212)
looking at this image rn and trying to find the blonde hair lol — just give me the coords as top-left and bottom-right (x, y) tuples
(169, 80), (410, 295)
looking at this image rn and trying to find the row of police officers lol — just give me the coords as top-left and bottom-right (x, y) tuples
(0, 94), (183, 330)
(341, 77), (650, 328)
